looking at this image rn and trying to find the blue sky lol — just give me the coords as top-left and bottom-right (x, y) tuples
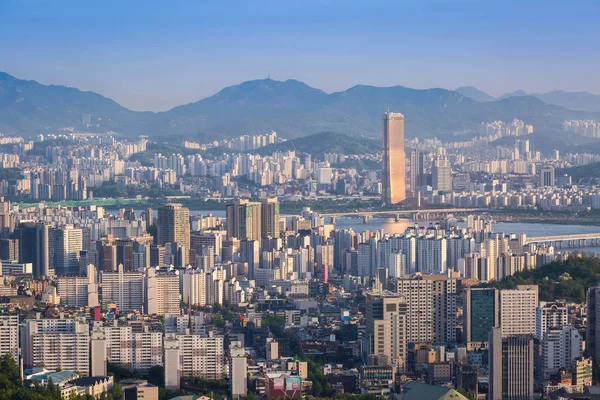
(1, 0), (598, 111)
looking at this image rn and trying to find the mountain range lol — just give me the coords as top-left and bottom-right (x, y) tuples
(455, 86), (600, 112)
(1, 71), (599, 140)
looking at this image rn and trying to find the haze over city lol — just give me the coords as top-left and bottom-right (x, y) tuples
(1, 0), (599, 111)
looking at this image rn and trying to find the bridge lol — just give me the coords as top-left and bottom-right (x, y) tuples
(526, 233), (600, 248)
(319, 208), (486, 223)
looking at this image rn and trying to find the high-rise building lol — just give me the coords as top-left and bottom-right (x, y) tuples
(100, 264), (144, 312)
(261, 198), (280, 239)
(535, 301), (568, 339)
(226, 199), (262, 240)
(395, 277), (434, 343)
(539, 166), (555, 187)
(541, 326), (583, 378)
(409, 150), (426, 192)
(0, 238), (18, 262)
(182, 268), (209, 307)
(230, 343), (248, 399)
(0, 315), (19, 360)
(500, 286), (538, 337)
(432, 156), (452, 192)
(14, 222), (51, 277)
(463, 288), (499, 349)
(57, 264), (99, 308)
(53, 225), (83, 275)
(174, 334), (225, 380)
(488, 327), (534, 400)
(382, 111), (406, 204)
(145, 267), (180, 316)
(157, 203), (190, 250)
(21, 317), (90, 376)
(365, 289), (407, 369)
(586, 285), (600, 363)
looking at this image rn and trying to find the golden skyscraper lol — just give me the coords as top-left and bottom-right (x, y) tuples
(382, 111), (406, 204)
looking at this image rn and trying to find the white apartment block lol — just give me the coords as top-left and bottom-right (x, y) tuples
(0, 315), (19, 360)
(542, 326), (583, 378)
(182, 269), (208, 307)
(396, 277), (434, 343)
(132, 330), (163, 372)
(100, 265), (144, 312)
(57, 264), (98, 308)
(176, 334), (225, 380)
(145, 267), (180, 316)
(21, 318), (90, 376)
(500, 286), (538, 337)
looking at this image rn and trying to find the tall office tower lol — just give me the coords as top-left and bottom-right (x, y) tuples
(150, 244), (165, 267)
(365, 289), (407, 369)
(145, 267), (180, 316)
(517, 139), (530, 157)
(226, 199), (261, 240)
(334, 229), (355, 273)
(488, 327), (534, 400)
(97, 237), (118, 272)
(432, 156), (452, 192)
(382, 111), (406, 205)
(261, 198), (280, 239)
(175, 334), (225, 380)
(57, 264), (99, 308)
(14, 222), (50, 277)
(586, 285), (600, 363)
(0, 238), (18, 261)
(54, 225), (83, 275)
(539, 165), (555, 187)
(409, 150), (426, 192)
(142, 208), (154, 227)
(0, 315), (19, 360)
(541, 326), (583, 378)
(191, 232), (223, 259)
(535, 301), (568, 339)
(21, 317), (90, 376)
(157, 203), (190, 250)
(500, 286), (538, 337)
(463, 288), (499, 349)
(240, 240), (260, 280)
(100, 264), (144, 311)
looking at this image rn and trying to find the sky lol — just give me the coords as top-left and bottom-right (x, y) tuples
(1, 0), (599, 111)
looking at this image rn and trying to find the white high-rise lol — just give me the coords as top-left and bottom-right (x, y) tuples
(145, 267), (180, 316)
(100, 264), (144, 312)
(0, 315), (19, 360)
(57, 264), (99, 308)
(536, 301), (568, 339)
(21, 317), (90, 376)
(500, 286), (538, 337)
(541, 326), (583, 378)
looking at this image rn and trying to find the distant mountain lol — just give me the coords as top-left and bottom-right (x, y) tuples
(498, 90), (528, 100)
(455, 86), (495, 102)
(254, 132), (381, 157)
(0, 71), (598, 140)
(532, 90), (600, 113)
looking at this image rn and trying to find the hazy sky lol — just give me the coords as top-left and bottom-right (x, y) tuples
(1, 0), (599, 111)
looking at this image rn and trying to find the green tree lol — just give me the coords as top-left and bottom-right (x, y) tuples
(147, 365), (165, 387)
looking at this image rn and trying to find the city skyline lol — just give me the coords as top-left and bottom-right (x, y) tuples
(1, 0), (599, 111)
